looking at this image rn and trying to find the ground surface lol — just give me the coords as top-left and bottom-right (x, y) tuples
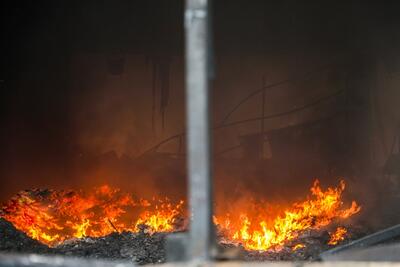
(0, 219), (166, 264)
(0, 218), (365, 264)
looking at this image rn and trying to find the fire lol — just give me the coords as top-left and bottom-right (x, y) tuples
(0, 179), (360, 251)
(0, 185), (185, 246)
(214, 179), (360, 251)
(328, 226), (347, 245)
(292, 243), (305, 250)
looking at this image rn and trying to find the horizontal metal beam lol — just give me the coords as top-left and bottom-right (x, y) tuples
(0, 254), (134, 267)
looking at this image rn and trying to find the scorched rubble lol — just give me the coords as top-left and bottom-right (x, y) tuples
(0, 218), (167, 264)
(0, 218), (367, 263)
(0, 179), (364, 263)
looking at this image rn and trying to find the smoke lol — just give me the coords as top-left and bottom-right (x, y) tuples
(2, 1), (400, 235)
(68, 54), (184, 158)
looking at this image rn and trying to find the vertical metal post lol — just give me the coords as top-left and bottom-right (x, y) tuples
(185, 0), (215, 262)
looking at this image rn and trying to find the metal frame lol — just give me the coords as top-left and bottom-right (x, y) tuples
(184, 0), (215, 262)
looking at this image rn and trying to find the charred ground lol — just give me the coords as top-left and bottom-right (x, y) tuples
(0, 217), (369, 264)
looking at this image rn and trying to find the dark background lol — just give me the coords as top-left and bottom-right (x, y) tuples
(1, 1), (400, 218)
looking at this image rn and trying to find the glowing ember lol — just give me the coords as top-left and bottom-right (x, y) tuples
(328, 226), (347, 245)
(0, 185), (184, 246)
(292, 243), (305, 250)
(214, 180), (361, 251)
(0, 179), (360, 250)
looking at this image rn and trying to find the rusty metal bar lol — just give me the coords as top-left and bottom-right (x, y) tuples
(184, 0), (215, 262)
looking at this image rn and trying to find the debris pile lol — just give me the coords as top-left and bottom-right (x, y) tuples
(0, 218), (368, 263)
(0, 218), (166, 264)
(0, 218), (52, 254)
(56, 230), (167, 264)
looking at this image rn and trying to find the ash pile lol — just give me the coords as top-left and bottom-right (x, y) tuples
(0, 218), (364, 264)
(0, 218), (52, 254)
(0, 218), (166, 265)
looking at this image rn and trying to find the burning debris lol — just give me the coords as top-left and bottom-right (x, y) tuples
(214, 179), (360, 251)
(0, 218), (52, 254)
(0, 217), (167, 264)
(0, 179), (361, 262)
(0, 216), (367, 263)
(0, 186), (185, 246)
(328, 227), (348, 245)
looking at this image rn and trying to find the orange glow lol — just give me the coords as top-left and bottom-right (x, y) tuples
(1, 179), (360, 250)
(292, 243), (305, 250)
(214, 180), (360, 251)
(328, 226), (347, 245)
(0, 185), (184, 246)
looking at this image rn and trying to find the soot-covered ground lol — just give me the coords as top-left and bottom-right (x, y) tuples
(0, 219), (165, 264)
(0, 218), (363, 264)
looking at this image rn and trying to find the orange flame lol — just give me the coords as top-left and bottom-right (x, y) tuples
(292, 243), (305, 250)
(214, 179), (361, 251)
(328, 226), (347, 245)
(0, 185), (184, 246)
(1, 179), (360, 250)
